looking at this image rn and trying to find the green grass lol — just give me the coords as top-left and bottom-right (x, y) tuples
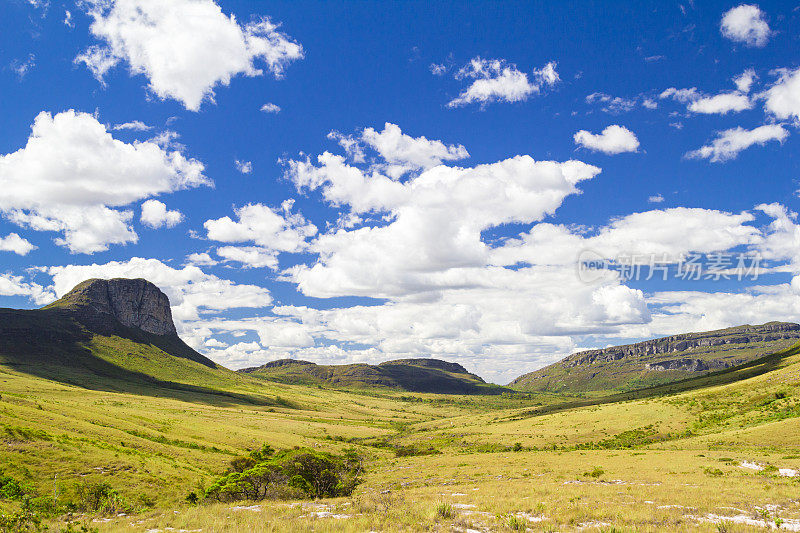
(2, 331), (800, 531)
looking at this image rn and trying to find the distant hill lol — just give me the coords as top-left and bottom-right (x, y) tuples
(511, 322), (800, 394)
(0, 278), (268, 404)
(240, 357), (505, 394)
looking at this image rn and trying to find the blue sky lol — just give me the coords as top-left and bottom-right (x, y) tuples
(1, 0), (799, 383)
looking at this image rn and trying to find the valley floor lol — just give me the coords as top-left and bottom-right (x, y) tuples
(2, 344), (800, 532)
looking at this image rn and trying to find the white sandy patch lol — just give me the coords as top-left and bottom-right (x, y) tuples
(740, 460), (765, 471)
(229, 504), (261, 512)
(687, 513), (800, 531)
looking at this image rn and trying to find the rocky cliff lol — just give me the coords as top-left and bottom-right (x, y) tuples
(45, 278), (178, 336)
(511, 322), (800, 393)
(559, 322), (800, 368)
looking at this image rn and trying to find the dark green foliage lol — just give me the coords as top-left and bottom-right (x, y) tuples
(240, 358), (506, 395)
(393, 445), (441, 457)
(205, 446), (363, 502)
(0, 472), (30, 501)
(73, 481), (126, 514)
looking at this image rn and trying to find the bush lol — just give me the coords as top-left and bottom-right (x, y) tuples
(583, 466), (604, 478)
(73, 482), (127, 514)
(434, 501), (453, 519)
(0, 472), (30, 501)
(393, 445), (440, 457)
(506, 514), (527, 531)
(205, 446), (363, 502)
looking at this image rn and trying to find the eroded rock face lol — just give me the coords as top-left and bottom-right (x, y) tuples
(49, 278), (177, 336)
(560, 322), (800, 368)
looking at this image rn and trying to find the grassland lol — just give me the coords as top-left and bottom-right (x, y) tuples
(2, 341), (800, 531)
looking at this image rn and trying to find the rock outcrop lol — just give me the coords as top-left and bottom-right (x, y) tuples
(511, 322), (800, 393)
(46, 278), (178, 336)
(557, 322), (800, 368)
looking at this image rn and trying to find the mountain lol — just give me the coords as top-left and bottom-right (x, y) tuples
(0, 278), (267, 404)
(240, 357), (505, 394)
(511, 322), (800, 394)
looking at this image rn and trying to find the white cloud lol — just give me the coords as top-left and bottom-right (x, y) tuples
(113, 120), (151, 131)
(686, 124), (789, 162)
(328, 122), (470, 177)
(234, 160), (253, 174)
(0, 110), (209, 253)
(215, 246), (279, 269)
(763, 67), (800, 124)
(648, 194), (665, 203)
(447, 57), (559, 107)
(260, 102), (281, 114)
(659, 87), (700, 103)
(45, 257), (272, 323)
(204, 201), (317, 267)
(140, 199), (184, 229)
(720, 4), (771, 47)
(0, 233), (36, 256)
(284, 127), (600, 299)
(573, 125), (640, 154)
(688, 92), (752, 114)
(491, 208), (760, 267)
(77, 0), (303, 111)
(585, 93), (636, 114)
(429, 63), (446, 76)
(734, 68), (757, 93)
(186, 251), (218, 266)
(0, 274), (51, 305)
(64, 9), (73, 27)
(11, 54), (36, 79)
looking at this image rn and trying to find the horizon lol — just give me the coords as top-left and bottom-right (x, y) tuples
(1, 0), (799, 384)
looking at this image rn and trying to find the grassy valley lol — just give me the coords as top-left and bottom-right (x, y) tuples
(2, 279), (800, 532)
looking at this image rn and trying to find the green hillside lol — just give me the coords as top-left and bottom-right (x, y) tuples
(240, 357), (505, 394)
(511, 321), (800, 394)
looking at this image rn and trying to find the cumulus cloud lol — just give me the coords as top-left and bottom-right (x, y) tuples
(686, 124), (789, 162)
(113, 120), (151, 131)
(45, 257), (272, 323)
(0, 274), (52, 305)
(260, 103), (281, 114)
(720, 4), (771, 47)
(648, 194), (665, 203)
(140, 199), (184, 229)
(447, 57), (559, 107)
(662, 77), (754, 115)
(185, 251), (218, 266)
(234, 160), (253, 174)
(284, 125), (601, 298)
(77, 0), (303, 110)
(491, 207), (760, 267)
(734, 69), (757, 93)
(688, 92), (753, 114)
(573, 125), (640, 154)
(0, 110), (209, 253)
(204, 201), (317, 268)
(763, 67), (800, 124)
(328, 122), (469, 178)
(0, 233), (36, 256)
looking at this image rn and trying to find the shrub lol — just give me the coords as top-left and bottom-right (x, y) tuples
(393, 445), (440, 457)
(703, 467), (724, 477)
(506, 514), (527, 531)
(73, 482), (127, 514)
(583, 466), (604, 478)
(0, 472), (30, 501)
(434, 501), (453, 519)
(205, 446), (363, 502)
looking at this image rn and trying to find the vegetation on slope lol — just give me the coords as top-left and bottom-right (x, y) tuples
(511, 321), (800, 395)
(240, 358), (506, 395)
